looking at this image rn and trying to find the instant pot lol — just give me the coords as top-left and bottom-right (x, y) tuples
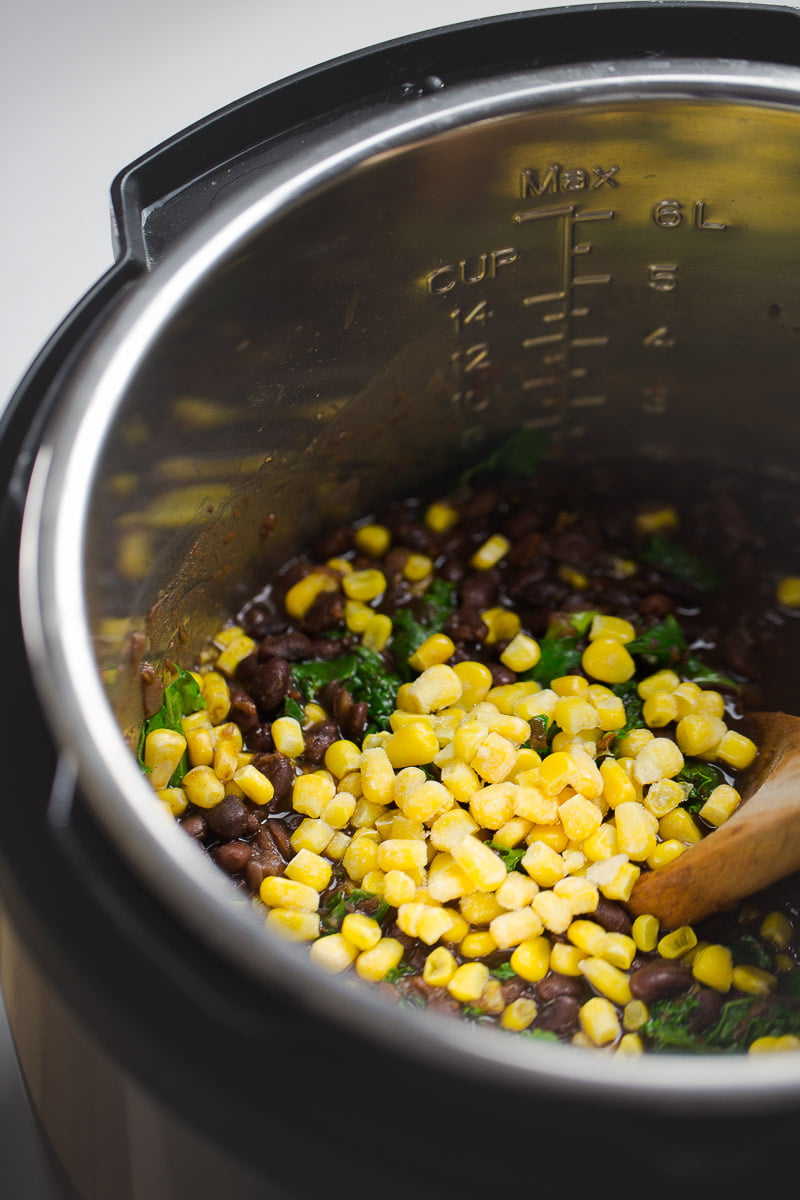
(4, 4), (800, 1195)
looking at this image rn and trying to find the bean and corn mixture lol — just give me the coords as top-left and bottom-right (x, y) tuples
(140, 452), (800, 1054)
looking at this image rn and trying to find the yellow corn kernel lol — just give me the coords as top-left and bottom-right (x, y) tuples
(501, 997), (538, 1031)
(750, 1035), (800, 1053)
(516, 689), (558, 722)
(429, 807), (480, 853)
(494, 817), (534, 850)
(290, 772), (334, 818)
(642, 690), (679, 729)
(357, 746), (394, 806)
(776, 576), (800, 607)
(526, 823), (569, 853)
(269, 716), (303, 759)
(439, 908), (469, 944)
(693, 689), (726, 719)
(732, 965), (777, 995)
(537, 751), (574, 795)
(589, 614), (636, 644)
(447, 962), (491, 1002)
(480, 607), (521, 645)
(316, 791), (354, 829)
(470, 534), (510, 571)
(531, 889), (573, 934)
(582, 823), (619, 862)
(425, 500), (459, 533)
(341, 568), (387, 603)
(158, 786), (188, 817)
(596, 859), (641, 903)
(496, 872), (539, 910)
(403, 780), (455, 825)
(547, 942), (585, 976)
(521, 841), (567, 888)
(427, 854), (469, 903)
(614, 801), (659, 861)
(403, 553), (434, 582)
(200, 672), (231, 724)
(554, 696), (602, 737)
(451, 835), (507, 892)
(349, 798), (384, 829)
(588, 689), (627, 732)
(406, 664), (463, 713)
(215, 633), (257, 676)
(568, 919), (608, 957)
(325, 556), (352, 576)
(490, 907), (544, 949)
(675, 714), (727, 758)
(636, 670), (680, 701)
(260, 876), (320, 912)
(482, 710), (532, 744)
(325, 831), (351, 860)
(510, 937), (552, 984)
(500, 633), (541, 673)
(672, 681), (703, 718)
(291, 817), (335, 857)
(380, 867), (415, 906)
(438, 760), (480, 807)
(355, 937), (405, 982)
(551, 675), (589, 697)
(467, 782), (515, 831)
(643, 778), (686, 818)
(699, 783), (742, 827)
(714, 729), (758, 770)
(265, 910), (320, 941)
(340, 911), (382, 951)
(184, 724), (214, 768)
(283, 848), (331, 893)
(324, 739), (362, 779)
(760, 911), (794, 951)
(579, 957), (633, 1006)
(408, 632), (455, 672)
(512, 785), (558, 825)
(228, 764), (271, 808)
(635, 505), (678, 535)
(582, 638), (635, 685)
(212, 722), (243, 782)
(691, 944), (733, 992)
(361, 870), (386, 896)
(452, 660), (494, 707)
(144, 728), (188, 790)
(601, 933), (637, 970)
(632, 913), (659, 952)
(647, 840), (686, 870)
(423, 946), (457, 987)
(598, 758), (635, 810)
(340, 833), (380, 880)
(580, 996), (622, 1046)
(633, 737), (684, 785)
(383, 724), (440, 770)
(353, 522), (391, 558)
(361, 612), (392, 653)
(181, 763), (224, 809)
(460, 930), (499, 958)
(623, 999), (649, 1032)
(309, 932), (360, 973)
(376, 839), (427, 879)
(558, 793), (603, 843)
(284, 572), (339, 621)
(658, 806), (703, 845)
(470, 732), (518, 784)
(658, 925), (697, 959)
(344, 600), (373, 634)
(558, 565), (588, 589)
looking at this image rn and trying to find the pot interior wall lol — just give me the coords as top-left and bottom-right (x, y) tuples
(83, 87), (800, 736)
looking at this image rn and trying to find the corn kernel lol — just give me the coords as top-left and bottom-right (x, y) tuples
(658, 807), (703, 845)
(406, 664), (463, 713)
(447, 962), (491, 1002)
(777, 576), (800, 607)
(285, 848), (332, 892)
(699, 783), (742, 827)
(633, 737), (684, 784)
(500, 632), (541, 672)
(260, 876), (320, 912)
(501, 997), (538, 1031)
(695, 689), (726, 718)
(568, 919), (608, 956)
(460, 930), (499, 958)
(691, 943), (733, 992)
(760, 911), (794, 951)
(599, 758), (636, 810)
(451, 836), (507, 892)
(408, 632), (456, 672)
(144, 728), (188, 790)
(353, 522), (391, 558)
(185, 724), (214, 768)
(452, 660), (493, 708)
(637, 670), (680, 700)
(647, 840), (687, 870)
(496, 872), (539, 910)
(480, 606), (521, 645)
(643, 690), (679, 728)
(732, 965), (777, 995)
(513, 785), (558, 825)
(361, 612), (392, 653)
(614, 801), (658, 861)
(616, 730), (655, 761)
(643, 778), (686, 818)
(635, 505), (678, 534)
(551, 675), (589, 697)
(341, 911), (383, 951)
(340, 833), (379, 879)
(378, 838), (428, 877)
(589, 614), (636, 644)
(632, 913), (659, 952)
(158, 786), (188, 817)
(470, 534), (510, 571)
(429, 807), (480, 852)
(341, 568), (387, 603)
(582, 638), (635, 684)
(672, 681), (702, 718)
(325, 831), (351, 860)
(526, 824), (569, 853)
(284, 571), (339, 620)
(579, 957), (633, 1005)
(215, 633), (257, 676)
(521, 841), (566, 888)
(580, 996), (622, 1046)
(309, 933), (359, 973)
(403, 553), (434, 582)
(675, 714), (727, 757)
(510, 936), (552, 982)
(548, 943), (585, 977)
(292, 773), (336, 818)
(623, 999), (649, 1031)
(317, 791), (355, 829)
(182, 763), (225, 809)
(517, 689), (558, 721)
(490, 907), (544, 949)
(658, 925), (697, 959)
(423, 946), (457, 987)
(596, 860), (641, 902)
(427, 855), (469, 903)
(345, 600), (373, 633)
(582, 823), (619, 862)
(588, 689), (627, 732)
(265, 909), (320, 941)
(714, 730), (758, 770)
(355, 937), (404, 982)
(470, 732), (518, 784)
(749, 1035), (800, 1053)
(383, 724), (440, 770)
(271, 716), (305, 758)
(425, 500), (459, 533)
(324, 739), (362, 779)
(558, 793), (603, 843)
(532, 889), (573, 933)
(601, 933), (637, 970)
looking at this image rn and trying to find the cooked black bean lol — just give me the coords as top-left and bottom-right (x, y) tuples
(206, 796), (251, 841)
(303, 721), (339, 764)
(535, 995), (580, 1035)
(629, 961), (694, 1003)
(212, 841), (252, 874)
(179, 811), (207, 840)
(251, 752), (294, 804)
(535, 974), (584, 1004)
(257, 631), (313, 662)
(247, 657), (290, 713)
(591, 898), (633, 936)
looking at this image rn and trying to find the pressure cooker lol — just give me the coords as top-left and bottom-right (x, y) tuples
(4, 4), (800, 1196)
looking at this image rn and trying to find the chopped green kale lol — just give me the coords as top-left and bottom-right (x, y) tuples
(683, 656), (739, 691)
(674, 759), (726, 813)
(488, 843), (526, 871)
(644, 992), (800, 1053)
(490, 962), (518, 980)
(282, 695), (306, 724)
(385, 962), (416, 984)
(290, 647), (402, 733)
(640, 534), (720, 593)
(390, 580), (455, 678)
(627, 614), (687, 667)
(137, 665), (205, 786)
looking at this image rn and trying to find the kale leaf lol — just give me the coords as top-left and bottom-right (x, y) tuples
(644, 992), (800, 1053)
(137, 665), (205, 786)
(488, 843), (526, 871)
(290, 647), (402, 733)
(674, 759), (726, 813)
(640, 534), (720, 593)
(626, 614), (687, 667)
(522, 613), (594, 686)
(390, 579), (455, 680)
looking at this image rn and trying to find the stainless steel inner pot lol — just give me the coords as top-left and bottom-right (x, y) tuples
(16, 37), (800, 1174)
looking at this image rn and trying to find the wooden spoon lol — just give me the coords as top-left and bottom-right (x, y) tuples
(626, 711), (800, 929)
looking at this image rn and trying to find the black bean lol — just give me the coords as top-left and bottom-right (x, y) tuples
(268, 820), (294, 861)
(303, 721), (339, 764)
(212, 841), (252, 874)
(140, 663), (164, 719)
(303, 589), (345, 635)
(629, 961), (694, 1002)
(591, 898), (633, 936)
(228, 687), (260, 734)
(252, 752), (295, 803)
(258, 631), (313, 661)
(689, 987), (725, 1033)
(444, 605), (488, 643)
(314, 525), (353, 559)
(342, 700), (369, 741)
(488, 663), (516, 686)
(535, 995), (580, 1035)
(180, 811), (207, 840)
(244, 828), (286, 889)
(535, 973), (584, 1003)
(247, 724), (275, 754)
(460, 571), (499, 610)
(241, 603), (287, 640)
(249, 658), (290, 712)
(205, 796), (250, 841)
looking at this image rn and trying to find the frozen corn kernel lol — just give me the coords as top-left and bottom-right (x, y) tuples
(554, 696), (602, 736)
(324, 739), (362, 779)
(599, 758), (637, 809)
(635, 505), (678, 535)
(582, 638), (635, 684)
(452, 660), (494, 708)
(403, 553), (434, 582)
(271, 716), (305, 758)
(553, 875), (599, 916)
(265, 910), (320, 942)
(284, 571), (339, 620)
(732, 965), (777, 995)
(513, 785), (558, 825)
(558, 793), (603, 843)
(429, 807), (480, 852)
(325, 831), (351, 860)
(353, 522), (391, 558)
(580, 996), (622, 1046)
(692, 944), (733, 992)
(658, 925), (697, 959)
(320, 791), (358, 829)
(597, 860), (641, 903)
(532, 889), (573, 934)
(451, 836), (507, 892)
(341, 911), (383, 951)
(633, 738), (684, 784)
(345, 600), (373, 633)
(382, 869), (417, 908)
(658, 807), (703, 845)
(427, 855), (469, 903)
(260, 877), (320, 912)
(672, 681), (703, 718)
(158, 786), (188, 817)
(551, 675), (589, 697)
(460, 930), (498, 958)
(582, 823), (619, 862)
(292, 772), (336, 818)
(362, 612), (392, 653)
(468, 782), (516, 831)
(438, 760), (481, 806)
(675, 714), (727, 757)
(547, 942), (585, 976)
(470, 534), (510, 571)
(493, 817), (533, 850)
(749, 1035), (800, 1053)
(378, 838), (428, 876)
(145, 728), (188, 790)
(406, 664), (463, 713)
(490, 907), (544, 949)
(496, 872), (539, 910)
(408, 632), (456, 672)
(614, 801), (659, 861)
(342, 568), (387, 602)
(568, 919), (608, 956)
(580, 957), (633, 1006)
(601, 933), (637, 970)
(480, 607), (521, 645)
(425, 500), (459, 533)
(358, 746), (395, 806)
(285, 848), (332, 892)
(340, 833), (379, 880)
(470, 732), (518, 784)
(184, 724), (214, 768)
(714, 729), (758, 770)
(637, 670), (681, 700)
(699, 784), (742, 827)
(643, 690), (679, 728)
(521, 841), (566, 888)
(309, 933), (360, 973)
(459, 890), (506, 927)
(588, 689), (627, 732)
(647, 840), (687, 870)
(447, 962), (491, 1002)
(643, 778), (686, 818)
(355, 938), (405, 982)
(510, 936), (552, 982)
(383, 724), (440, 769)
(632, 913), (659, 952)
(589, 614), (636, 644)
(694, 689), (726, 718)
(182, 764), (225, 809)
(423, 946), (457, 987)
(201, 671), (231, 723)
(501, 997), (538, 1031)
(500, 632), (541, 672)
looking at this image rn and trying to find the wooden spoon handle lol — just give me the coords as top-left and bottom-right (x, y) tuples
(627, 712), (800, 928)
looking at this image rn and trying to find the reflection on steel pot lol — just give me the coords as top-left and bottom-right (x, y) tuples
(4, 5), (800, 1197)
